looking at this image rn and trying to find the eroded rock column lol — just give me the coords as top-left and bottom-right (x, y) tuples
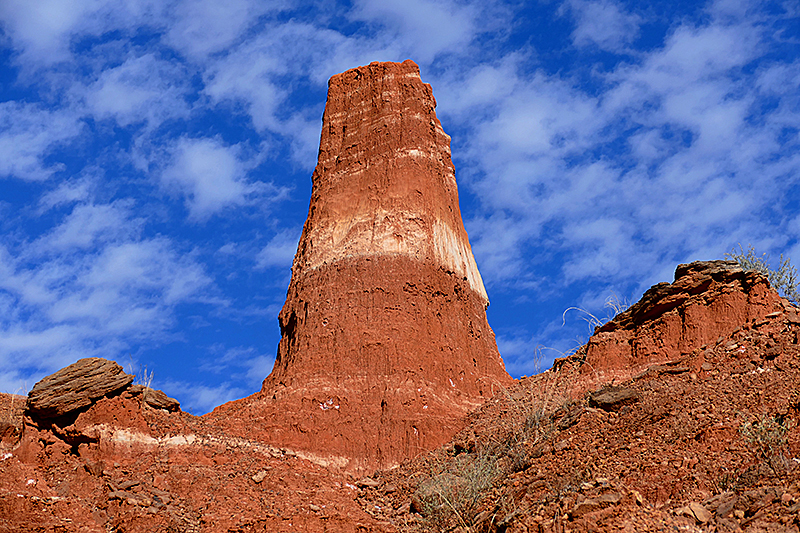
(214, 60), (510, 473)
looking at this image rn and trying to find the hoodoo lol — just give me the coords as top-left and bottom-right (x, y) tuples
(212, 59), (510, 472)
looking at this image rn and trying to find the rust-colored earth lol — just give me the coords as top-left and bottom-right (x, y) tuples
(1, 61), (798, 533)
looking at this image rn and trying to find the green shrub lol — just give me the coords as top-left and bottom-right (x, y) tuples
(415, 448), (500, 531)
(740, 414), (795, 476)
(726, 244), (799, 304)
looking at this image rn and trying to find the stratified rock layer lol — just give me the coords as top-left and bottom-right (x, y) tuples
(26, 358), (134, 419)
(212, 60), (510, 473)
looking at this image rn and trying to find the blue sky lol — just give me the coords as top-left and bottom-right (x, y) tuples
(1, 0), (798, 414)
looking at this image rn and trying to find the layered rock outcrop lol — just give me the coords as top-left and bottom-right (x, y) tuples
(557, 260), (787, 393)
(26, 358), (134, 419)
(25, 358), (179, 421)
(212, 59), (510, 472)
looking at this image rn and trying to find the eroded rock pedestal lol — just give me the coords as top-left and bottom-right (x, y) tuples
(212, 60), (510, 473)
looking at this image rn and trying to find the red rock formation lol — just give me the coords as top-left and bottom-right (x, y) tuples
(2, 369), (390, 533)
(557, 260), (787, 394)
(211, 59), (510, 473)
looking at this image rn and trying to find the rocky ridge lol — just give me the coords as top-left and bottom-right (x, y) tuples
(3, 362), (390, 532)
(558, 260), (784, 395)
(1, 264), (798, 532)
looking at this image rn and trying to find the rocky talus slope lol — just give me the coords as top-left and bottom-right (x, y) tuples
(208, 59), (511, 474)
(2, 358), (391, 532)
(359, 261), (800, 532)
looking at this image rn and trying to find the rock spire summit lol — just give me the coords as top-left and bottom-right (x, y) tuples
(214, 60), (510, 472)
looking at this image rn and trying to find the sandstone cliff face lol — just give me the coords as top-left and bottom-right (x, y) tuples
(212, 60), (510, 473)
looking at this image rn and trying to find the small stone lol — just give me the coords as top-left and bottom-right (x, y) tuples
(569, 493), (621, 518)
(309, 504), (321, 512)
(554, 440), (569, 452)
(251, 470), (268, 483)
(688, 502), (712, 523)
(716, 497), (736, 518)
(356, 477), (381, 488)
(117, 480), (139, 490)
(734, 509), (745, 519)
(130, 385), (180, 412)
(83, 461), (104, 477)
(588, 387), (639, 411)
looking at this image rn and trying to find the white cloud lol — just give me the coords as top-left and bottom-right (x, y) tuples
(563, 0), (641, 51)
(0, 0), (167, 67)
(445, 8), (799, 293)
(165, 0), (286, 60)
(160, 379), (248, 415)
(38, 177), (94, 210)
(161, 137), (251, 220)
(32, 201), (141, 253)
(203, 22), (340, 132)
(86, 53), (190, 128)
(0, 102), (82, 181)
(255, 229), (300, 270)
(350, 0), (480, 63)
(166, 344), (275, 413)
(0, 198), (213, 389)
(0, 0), (102, 64)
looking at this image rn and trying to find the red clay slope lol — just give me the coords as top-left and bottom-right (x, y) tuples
(209, 59), (511, 473)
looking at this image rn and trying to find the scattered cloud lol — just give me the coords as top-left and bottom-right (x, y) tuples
(0, 102), (82, 181)
(160, 379), (247, 415)
(164, 0), (283, 60)
(349, 0), (480, 63)
(161, 136), (254, 220)
(85, 53), (191, 128)
(446, 6), (800, 296)
(255, 229), (300, 270)
(0, 196), (213, 385)
(563, 0), (641, 51)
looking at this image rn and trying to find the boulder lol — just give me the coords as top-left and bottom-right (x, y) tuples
(129, 384), (180, 412)
(588, 386), (639, 411)
(26, 358), (134, 419)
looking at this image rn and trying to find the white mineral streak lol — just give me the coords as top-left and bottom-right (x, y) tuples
(432, 219), (488, 301)
(300, 208), (488, 303)
(297, 62), (488, 303)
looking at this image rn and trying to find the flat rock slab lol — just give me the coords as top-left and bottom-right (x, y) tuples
(129, 384), (180, 412)
(27, 358), (134, 418)
(588, 386), (639, 411)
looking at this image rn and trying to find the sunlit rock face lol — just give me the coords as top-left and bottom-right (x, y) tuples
(212, 60), (511, 473)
